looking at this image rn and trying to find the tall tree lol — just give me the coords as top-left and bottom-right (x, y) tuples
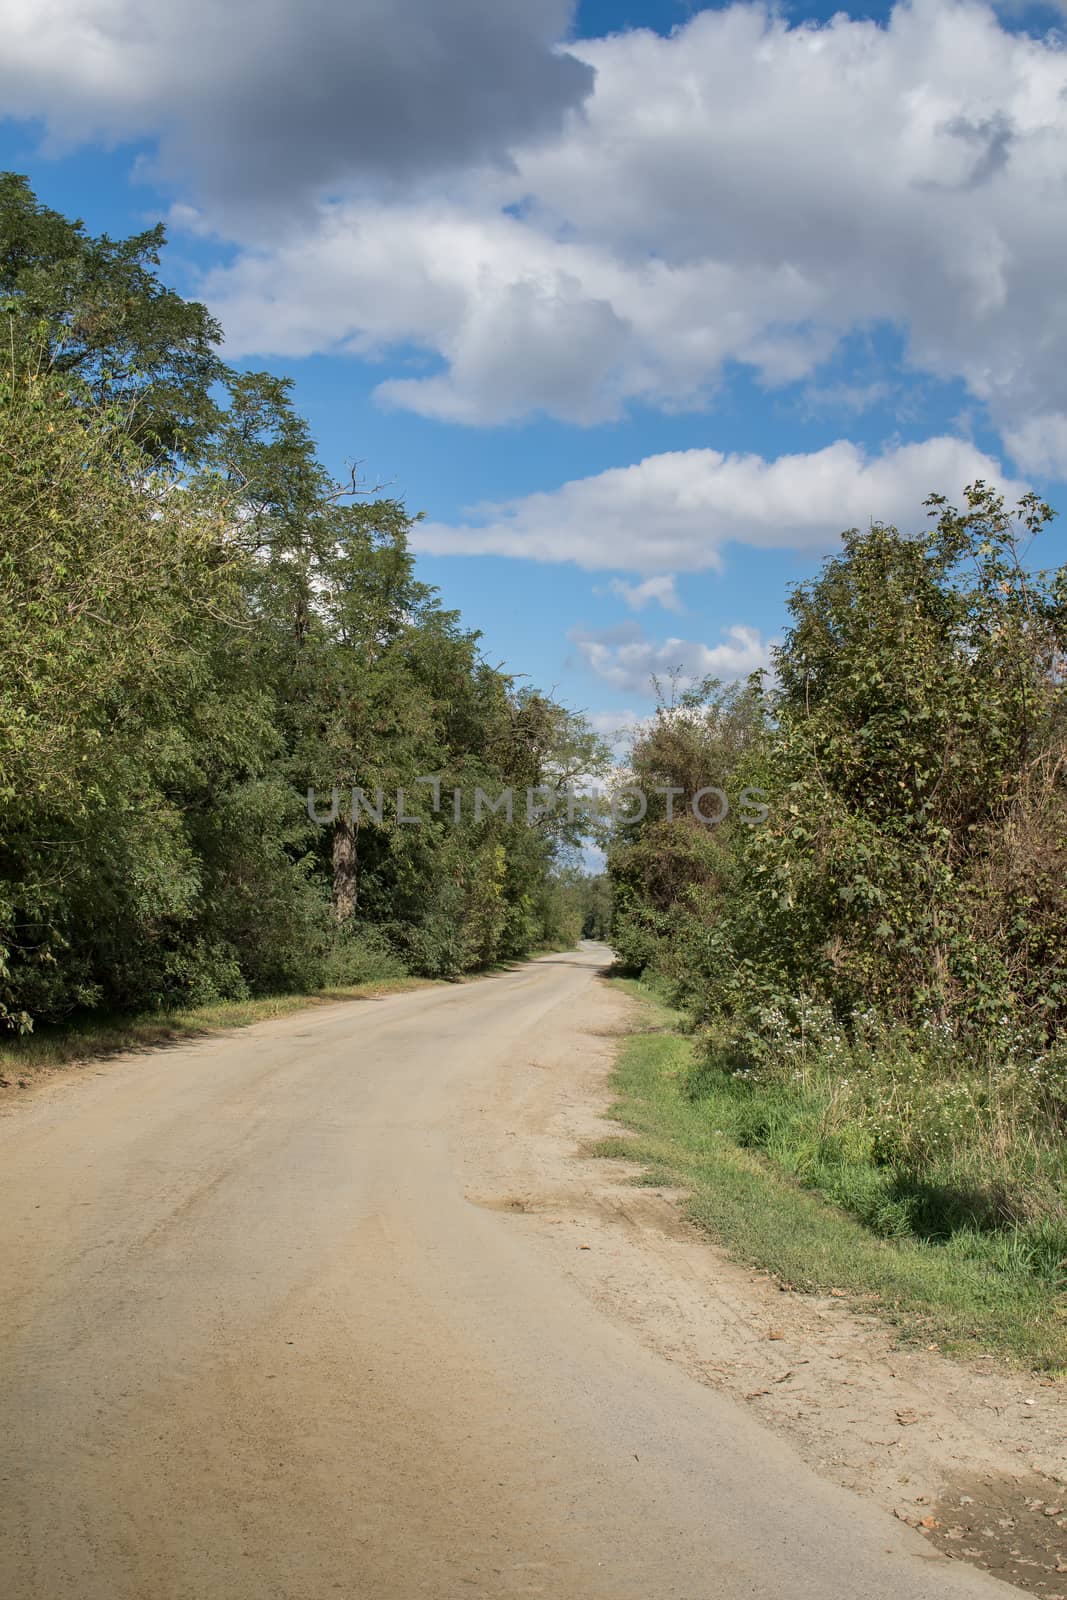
(0, 172), (225, 460)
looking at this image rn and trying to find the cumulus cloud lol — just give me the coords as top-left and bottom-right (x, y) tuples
(1004, 412), (1067, 477)
(8, 0), (1067, 453)
(571, 622), (774, 697)
(183, 0), (1067, 446)
(0, 0), (592, 207)
(198, 198), (805, 423)
(411, 436), (1021, 573)
(609, 575), (682, 613)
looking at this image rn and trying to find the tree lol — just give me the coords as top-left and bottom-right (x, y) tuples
(0, 172), (225, 461)
(761, 483), (1067, 1032)
(607, 676), (767, 985)
(0, 347), (254, 1027)
(609, 484), (1067, 1047)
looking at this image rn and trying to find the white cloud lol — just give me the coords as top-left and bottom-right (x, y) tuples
(411, 436), (1021, 573)
(198, 198), (808, 424)
(609, 575), (682, 612)
(571, 621), (774, 697)
(588, 708), (649, 760)
(186, 0), (1067, 445)
(7, 0), (1067, 452)
(1004, 412), (1067, 477)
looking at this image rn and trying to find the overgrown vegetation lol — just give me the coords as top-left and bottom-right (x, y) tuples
(608, 487), (1067, 1351)
(0, 174), (604, 1039)
(600, 984), (1067, 1369)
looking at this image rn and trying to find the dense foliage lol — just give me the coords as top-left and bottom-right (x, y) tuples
(609, 490), (1067, 1277)
(0, 176), (603, 1031)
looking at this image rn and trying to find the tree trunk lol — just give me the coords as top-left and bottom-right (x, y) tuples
(332, 816), (358, 923)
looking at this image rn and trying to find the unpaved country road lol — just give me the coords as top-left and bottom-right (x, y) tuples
(0, 945), (1018, 1600)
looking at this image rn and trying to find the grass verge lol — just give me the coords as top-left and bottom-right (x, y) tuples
(0, 976), (431, 1086)
(597, 978), (1067, 1372)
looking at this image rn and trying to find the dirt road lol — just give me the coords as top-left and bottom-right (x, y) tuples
(0, 945), (1022, 1599)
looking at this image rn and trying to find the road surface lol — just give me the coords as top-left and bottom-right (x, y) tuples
(0, 945), (1014, 1598)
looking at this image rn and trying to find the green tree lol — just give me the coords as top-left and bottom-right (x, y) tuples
(758, 483), (1067, 1033)
(0, 172), (225, 460)
(610, 485), (1067, 1049)
(0, 348), (255, 1026)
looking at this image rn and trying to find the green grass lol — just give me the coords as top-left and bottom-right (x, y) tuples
(598, 979), (1067, 1372)
(0, 976), (431, 1084)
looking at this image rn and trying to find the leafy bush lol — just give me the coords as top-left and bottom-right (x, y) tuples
(320, 926), (408, 987)
(608, 486), (1067, 1261)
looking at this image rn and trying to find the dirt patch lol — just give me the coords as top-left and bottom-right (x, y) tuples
(456, 971), (1067, 1598)
(919, 1472), (1067, 1595)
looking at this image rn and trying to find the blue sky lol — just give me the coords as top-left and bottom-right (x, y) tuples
(3, 0), (1066, 742)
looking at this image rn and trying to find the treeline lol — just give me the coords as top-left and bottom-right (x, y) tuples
(610, 488), (1067, 1269)
(0, 174), (603, 1033)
